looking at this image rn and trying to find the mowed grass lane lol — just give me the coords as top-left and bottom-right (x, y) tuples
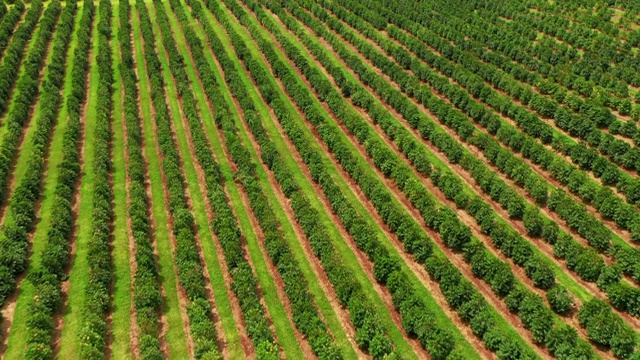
(144, 1), (245, 356)
(165, 0), (322, 357)
(158, 0), (297, 357)
(57, 7), (100, 356)
(0, 8), (58, 218)
(110, 1), (134, 358)
(189, 1), (418, 355)
(131, 2), (190, 357)
(211, 0), (496, 356)
(0, 4), (44, 142)
(2, 4), (84, 355)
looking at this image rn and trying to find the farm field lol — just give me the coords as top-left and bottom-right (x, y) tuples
(2, 0), (640, 358)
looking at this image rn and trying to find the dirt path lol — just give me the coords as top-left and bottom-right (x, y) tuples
(216, 131), (284, 359)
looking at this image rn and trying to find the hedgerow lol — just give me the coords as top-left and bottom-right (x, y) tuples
(153, 0), (280, 356)
(0, 0), (58, 312)
(119, 1), (164, 358)
(78, 0), (116, 357)
(183, 0), (399, 357)
(20, 0), (87, 357)
(136, 0), (223, 357)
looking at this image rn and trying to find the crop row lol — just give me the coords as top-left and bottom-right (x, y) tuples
(318, 0), (640, 320)
(0, 0), (42, 120)
(258, 0), (640, 357)
(0, 3), (7, 27)
(290, 0), (563, 294)
(372, 0), (640, 214)
(0, 0), (56, 312)
(468, 1), (638, 108)
(200, 1), (349, 357)
(311, 0), (640, 317)
(307, 0), (640, 350)
(278, 0), (584, 354)
(306, 0), (640, 313)
(77, 0), (115, 357)
(135, 0), (222, 357)
(411, 0), (635, 127)
(118, 0), (165, 358)
(411, 3), (640, 140)
(327, 0), (640, 253)
(286, 1), (634, 358)
(154, 0), (281, 356)
(183, 0), (404, 357)
(17, 0), (83, 356)
(0, 2), (25, 58)
(227, 0), (555, 357)
(415, 0), (634, 123)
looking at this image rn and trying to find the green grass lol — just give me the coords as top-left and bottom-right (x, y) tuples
(211, 0), (514, 357)
(110, 2), (134, 358)
(130, 4), (190, 357)
(57, 5), (101, 356)
(193, 4), (418, 355)
(289, 6), (596, 305)
(173, 4), (312, 358)
(166, 0), (358, 356)
(0, 5), (56, 228)
(2, 3), (83, 357)
(0, 5), (45, 142)
(144, 2), (247, 357)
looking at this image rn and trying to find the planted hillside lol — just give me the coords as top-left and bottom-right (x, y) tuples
(2, 0), (640, 359)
